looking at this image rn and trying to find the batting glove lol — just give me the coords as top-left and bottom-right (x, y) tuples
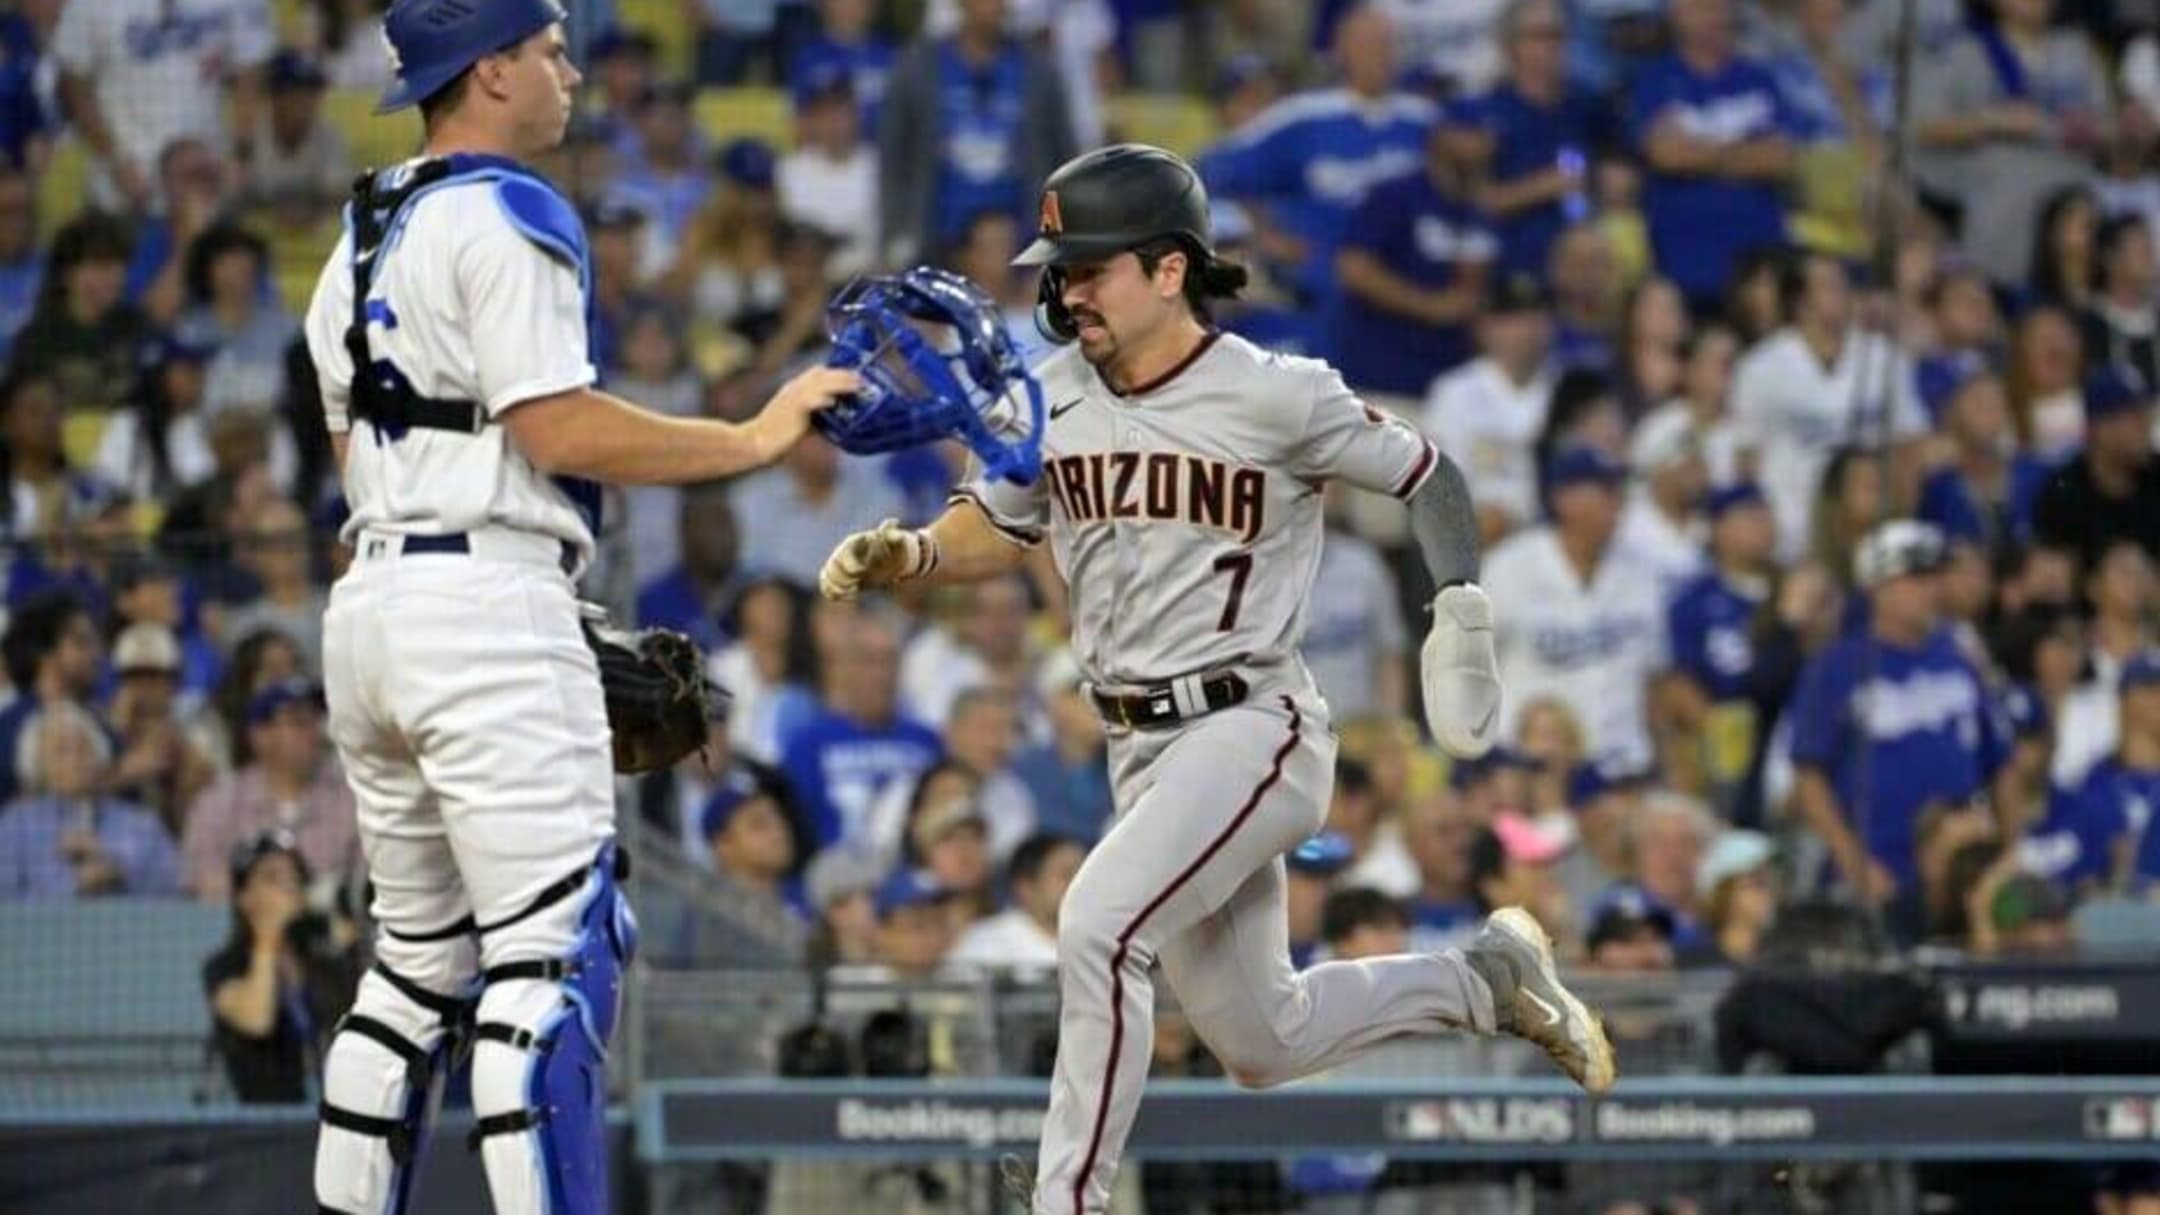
(819, 518), (937, 600)
(1422, 582), (1503, 759)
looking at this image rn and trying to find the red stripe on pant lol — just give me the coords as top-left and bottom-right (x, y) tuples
(1069, 696), (1304, 1215)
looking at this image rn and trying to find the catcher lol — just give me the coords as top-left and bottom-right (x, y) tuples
(301, 2), (853, 1211)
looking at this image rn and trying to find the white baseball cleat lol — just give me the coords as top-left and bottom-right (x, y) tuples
(1468, 907), (1617, 1095)
(1422, 583), (1503, 759)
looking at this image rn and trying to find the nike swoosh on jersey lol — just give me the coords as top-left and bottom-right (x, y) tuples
(1051, 397), (1085, 419)
(1524, 990), (1563, 1028)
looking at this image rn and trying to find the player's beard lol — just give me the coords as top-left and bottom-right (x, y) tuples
(1071, 309), (1116, 365)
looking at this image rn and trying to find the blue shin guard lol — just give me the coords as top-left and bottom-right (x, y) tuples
(468, 846), (638, 1214)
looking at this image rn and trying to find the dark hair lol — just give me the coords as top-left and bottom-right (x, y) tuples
(213, 627), (302, 767)
(34, 211), (135, 320)
(1534, 367), (1613, 477)
(1724, 244), (1789, 340)
(1334, 756), (1373, 797)
(2028, 185), (2098, 306)
(898, 760), (981, 865)
(1467, 827), (1507, 913)
(2098, 213), (2152, 294)
(1005, 831), (1081, 888)
(1321, 886), (1407, 945)
(183, 223), (270, 308)
(720, 575), (816, 682)
(1133, 236), (1249, 325)
(1, 589), (87, 690)
(0, 367), (53, 524)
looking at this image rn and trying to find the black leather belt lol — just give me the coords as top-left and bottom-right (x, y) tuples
(1092, 671), (1249, 730)
(402, 532), (577, 576)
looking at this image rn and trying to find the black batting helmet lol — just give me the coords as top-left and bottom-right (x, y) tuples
(1013, 143), (1245, 344)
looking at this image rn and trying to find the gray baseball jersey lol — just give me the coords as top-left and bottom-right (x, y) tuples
(958, 332), (1439, 689)
(956, 333), (1498, 1215)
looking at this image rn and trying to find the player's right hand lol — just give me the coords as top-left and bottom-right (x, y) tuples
(751, 366), (861, 460)
(820, 517), (934, 600)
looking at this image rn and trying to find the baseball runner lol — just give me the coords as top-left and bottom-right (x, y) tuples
(820, 143), (1616, 1215)
(301, 3), (855, 1212)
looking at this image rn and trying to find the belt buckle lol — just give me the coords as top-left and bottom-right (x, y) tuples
(1113, 695), (1134, 730)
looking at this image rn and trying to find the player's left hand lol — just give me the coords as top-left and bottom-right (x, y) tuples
(751, 366), (862, 459)
(1421, 583), (1503, 760)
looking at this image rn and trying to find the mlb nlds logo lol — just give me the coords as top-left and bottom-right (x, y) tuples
(1387, 1098), (1574, 1144)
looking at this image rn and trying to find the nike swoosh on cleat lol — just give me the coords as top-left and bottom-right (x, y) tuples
(1471, 701), (1498, 736)
(1524, 990), (1563, 1028)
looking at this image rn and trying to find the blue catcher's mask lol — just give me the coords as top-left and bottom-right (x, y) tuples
(817, 267), (1045, 486)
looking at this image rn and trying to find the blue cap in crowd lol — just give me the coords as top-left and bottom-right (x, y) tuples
(589, 25), (657, 62)
(247, 678), (324, 726)
(2085, 364), (2154, 421)
(1705, 480), (1767, 520)
(1567, 759), (1650, 810)
(700, 765), (765, 839)
(873, 868), (951, 919)
(2122, 649), (2160, 692)
(718, 137), (776, 189)
(1288, 831), (1355, 877)
(1587, 883), (1677, 946)
(791, 56), (855, 109)
(268, 49), (329, 92)
(1544, 445), (1627, 494)
(1450, 747), (1536, 792)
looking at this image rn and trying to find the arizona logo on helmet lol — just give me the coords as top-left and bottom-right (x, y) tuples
(1040, 190), (1063, 237)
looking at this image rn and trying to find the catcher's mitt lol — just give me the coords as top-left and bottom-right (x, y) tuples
(581, 605), (726, 774)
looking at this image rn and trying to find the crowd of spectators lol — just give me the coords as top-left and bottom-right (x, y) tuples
(1, 0), (2159, 1152)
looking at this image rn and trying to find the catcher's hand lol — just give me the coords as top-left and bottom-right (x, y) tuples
(582, 609), (726, 774)
(819, 517), (936, 600)
(1422, 583), (1503, 760)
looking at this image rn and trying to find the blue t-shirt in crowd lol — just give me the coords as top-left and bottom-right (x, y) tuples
(0, 253), (42, 362)
(1915, 348), (1994, 421)
(1788, 627), (2009, 888)
(1223, 304), (1319, 357)
(778, 709), (942, 848)
(790, 36), (896, 133)
(0, 14), (44, 169)
(1198, 89), (1438, 300)
(1914, 461), (2050, 554)
(1629, 51), (1798, 300)
(1010, 743), (1113, 845)
(1322, 170), (1495, 396)
(932, 41), (1030, 251)
(634, 566), (733, 653)
(1667, 569), (1767, 702)
(2026, 759), (2157, 889)
(1447, 84), (1610, 278)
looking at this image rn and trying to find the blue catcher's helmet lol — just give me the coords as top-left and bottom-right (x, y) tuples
(817, 267), (1045, 486)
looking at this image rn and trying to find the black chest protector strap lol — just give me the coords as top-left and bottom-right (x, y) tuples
(344, 162), (489, 436)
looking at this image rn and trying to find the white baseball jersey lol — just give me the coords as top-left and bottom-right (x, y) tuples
(1615, 494), (1706, 605)
(302, 166), (600, 566)
(52, 0), (273, 190)
(1301, 528), (1409, 720)
(1728, 327), (1925, 561)
(1422, 356), (1554, 532)
(1482, 526), (1669, 767)
(1373, 0), (1508, 94)
(959, 333), (1440, 690)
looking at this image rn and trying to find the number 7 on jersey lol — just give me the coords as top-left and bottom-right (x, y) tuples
(1213, 551), (1254, 631)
